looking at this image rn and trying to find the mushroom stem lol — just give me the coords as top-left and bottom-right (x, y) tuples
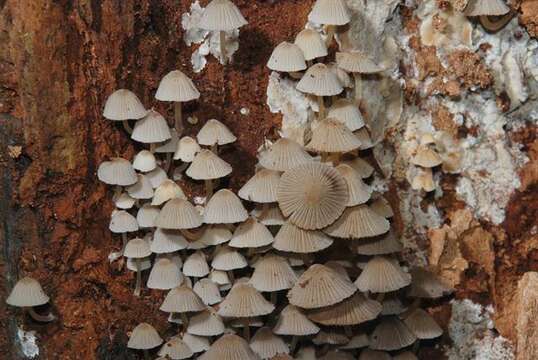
(219, 30), (227, 65)
(258, 203), (270, 220)
(290, 336), (299, 353)
(174, 102), (183, 136)
(180, 227), (206, 241)
(134, 258), (142, 297)
(26, 307), (55, 322)
(205, 179), (214, 198)
(317, 96), (326, 119)
(149, 143), (156, 154)
(211, 143), (218, 154)
(344, 325), (353, 338)
(243, 317), (251, 341)
(181, 312), (189, 331)
(412, 339), (420, 353)
(320, 152), (329, 163)
(122, 120), (133, 134)
(325, 25), (336, 46)
(114, 185), (122, 199)
(376, 293), (385, 302)
(353, 73), (362, 103)
(164, 153), (173, 174)
(227, 270), (235, 283)
(479, 11), (515, 32)
(270, 291), (277, 305)
(143, 349), (150, 360)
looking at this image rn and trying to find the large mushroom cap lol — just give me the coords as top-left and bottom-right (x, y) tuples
(127, 323), (163, 350)
(355, 257), (411, 293)
(238, 169), (281, 203)
(267, 42), (307, 72)
(294, 28), (328, 61)
(6, 277), (49, 307)
(158, 336), (193, 360)
(197, 119), (237, 146)
(336, 52), (383, 74)
(160, 286), (206, 313)
(229, 217), (274, 248)
(307, 293), (382, 326)
(308, 0), (351, 25)
(273, 305), (320, 336)
(250, 327), (290, 360)
(218, 283), (275, 318)
(249, 254), (297, 292)
(198, 0), (248, 32)
(131, 109), (172, 144)
(288, 264), (357, 309)
(199, 334), (259, 360)
(465, 0), (510, 16)
(186, 149), (232, 180)
(155, 70), (200, 102)
(297, 63), (344, 97)
(324, 204), (390, 239)
(174, 136), (201, 162)
(188, 308), (226, 336)
(103, 89), (147, 121)
(147, 258), (183, 290)
(307, 118), (362, 154)
(155, 198), (203, 230)
(97, 157), (138, 186)
(258, 138), (313, 172)
(273, 222), (333, 253)
(328, 99), (365, 132)
(204, 189), (249, 224)
(369, 316), (417, 351)
(277, 162), (349, 230)
(336, 164), (372, 206)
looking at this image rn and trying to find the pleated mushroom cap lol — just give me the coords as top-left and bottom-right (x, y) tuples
(307, 293), (381, 326)
(188, 308), (226, 336)
(160, 286), (206, 313)
(127, 256), (152, 272)
(199, 224), (232, 246)
(356, 231), (403, 255)
(250, 328), (290, 360)
(297, 63), (343, 97)
(132, 109), (171, 144)
(252, 203), (286, 226)
(146, 166), (169, 188)
(199, 334), (259, 360)
(97, 157), (138, 186)
(294, 28), (328, 61)
(249, 254), (297, 292)
(403, 308), (443, 339)
(103, 89), (147, 121)
(197, 119), (237, 146)
(312, 331), (349, 345)
(158, 336), (193, 360)
(148, 258), (183, 290)
(355, 257), (411, 293)
(155, 198), (203, 230)
(6, 277), (49, 307)
(128, 174), (154, 200)
(204, 189), (248, 224)
(465, 0), (510, 16)
(342, 157), (374, 179)
(133, 150), (157, 172)
(355, 128), (374, 150)
(288, 264), (357, 309)
(370, 197), (394, 218)
(336, 164), (372, 206)
(109, 210), (138, 233)
(198, 0), (248, 31)
(369, 316), (416, 351)
(174, 136), (201, 162)
(328, 99), (365, 132)
(124, 238), (152, 259)
(155, 128), (179, 153)
(209, 269), (231, 285)
(340, 333), (369, 349)
(329, 63), (353, 88)
(114, 192), (135, 209)
(411, 167), (435, 192)
(193, 278), (222, 305)
(273, 222), (333, 253)
(277, 162), (348, 230)
(307, 118), (361, 154)
(324, 204), (390, 239)
(186, 149), (232, 180)
(151, 228), (188, 253)
(308, 0), (351, 25)
(183, 251), (210, 277)
(218, 283), (275, 318)
(238, 169), (281, 203)
(410, 146), (443, 168)
(229, 217), (274, 248)
(258, 138), (313, 172)
(358, 349), (391, 360)
(408, 267), (453, 298)
(155, 70), (200, 102)
(336, 52), (383, 74)
(128, 323), (163, 350)
(152, 179), (186, 206)
(183, 333), (210, 353)
(211, 246), (248, 271)
(267, 42), (307, 72)
(381, 296), (407, 315)
(273, 304), (320, 336)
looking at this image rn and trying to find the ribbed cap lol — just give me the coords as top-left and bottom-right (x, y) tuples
(155, 70), (200, 102)
(198, 0), (248, 31)
(103, 89), (147, 121)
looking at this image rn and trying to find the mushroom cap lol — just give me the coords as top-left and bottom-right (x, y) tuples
(369, 316), (417, 351)
(211, 246), (248, 271)
(103, 89), (147, 121)
(174, 136), (201, 162)
(188, 308), (226, 336)
(267, 42), (307, 72)
(152, 179), (187, 206)
(381, 296), (407, 315)
(324, 204), (390, 239)
(249, 254), (297, 292)
(307, 293), (382, 326)
(198, 224), (233, 246)
(296, 63), (344, 97)
(127, 256), (152, 272)
(199, 334), (259, 360)
(114, 192), (136, 210)
(358, 349), (391, 360)
(355, 257), (411, 293)
(340, 333), (369, 350)
(128, 323), (163, 350)
(307, 118), (362, 154)
(355, 128), (374, 150)
(6, 277), (49, 307)
(186, 149), (232, 180)
(312, 331), (349, 345)
(229, 217), (274, 248)
(133, 150), (157, 172)
(251, 203), (285, 226)
(155, 198), (203, 230)
(148, 258), (183, 290)
(209, 269), (231, 285)
(308, 0), (351, 25)
(198, 0), (248, 31)
(182, 333), (210, 353)
(127, 174), (154, 200)
(328, 99), (365, 132)
(258, 138), (313, 172)
(193, 278), (222, 305)
(294, 28), (328, 61)
(410, 146), (443, 168)
(204, 189), (249, 224)
(408, 267), (453, 298)
(336, 52), (383, 74)
(411, 167), (435, 192)
(370, 196), (394, 218)
(146, 166), (169, 189)
(155, 70), (200, 102)
(218, 283), (275, 318)
(158, 336), (193, 360)
(155, 128), (179, 153)
(273, 221), (333, 253)
(329, 62), (353, 88)
(183, 251), (210, 277)
(124, 237), (152, 259)
(355, 231), (403, 255)
(151, 228), (189, 253)
(465, 0), (510, 16)
(109, 210), (138, 233)
(288, 264), (357, 309)
(197, 119), (237, 146)
(238, 169), (281, 203)
(131, 109), (172, 144)
(250, 327), (290, 360)
(97, 157), (138, 186)
(336, 164), (372, 206)
(277, 162), (349, 230)
(341, 157), (374, 179)
(160, 285), (206, 313)
(273, 305), (320, 336)
(403, 308), (443, 339)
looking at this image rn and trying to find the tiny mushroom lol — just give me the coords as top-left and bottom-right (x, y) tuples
(6, 277), (55, 322)
(124, 237), (152, 296)
(127, 322), (163, 359)
(103, 89), (148, 134)
(308, 0), (351, 46)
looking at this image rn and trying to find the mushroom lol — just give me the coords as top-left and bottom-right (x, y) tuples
(249, 253), (297, 304)
(198, 0), (248, 65)
(183, 251), (210, 279)
(335, 164), (372, 206)
(127, 174), (155, 201)
(294, 28), (328, 65)
(186, 149), (232, 198)
(158, 336), (193, 360)
(203, 189), (248, 225)
(108, 210), (139, 261)
(307, 292), (382, 327)
(327, 99), (366, 132)
(196, 119), (237, 153)
(369, 316), (417, 351)
(354, 256), (412, 294)
(258, 138), (313, 172)
(465, 0), (513, 32)
(131, 109), (172, 153)
(355, 231), (403, 256)
(308, 0), (351, 46)
(267, 42), (307, 79)
(155, 70), (200, 135)
(193, 278), (222, 306)
(211, 245), (248, 283)
(187, 307), (226, 337)
(127, 323), (163, 360)
(273, 305), (320, 352)
(151, 179), (187, 206)
(155, 128), (180, 173)
(97, 157), (138, 197)
(306, 118), (361, 162)
(336, 51), (383, 103)
(150, 228), (189, 254)
(251, 203), (286, 226)
(160, 286), (206, 330)
(133, 150), (157, 173)
(402, 308), (443, 340)
(124, 237), (152, 296)
(250, 327), (290, 359)
(199, 334), (259, 360)
(324, 204), (390, 239)
(182, 333), (210, 354)
(6, 277), (55, 322)
(273, 222), (333, 256)
(155, 198), (205, 241)
(103, 89), (147, 134)
(147, 257), (184, 290)
(229, 217), (274, 254)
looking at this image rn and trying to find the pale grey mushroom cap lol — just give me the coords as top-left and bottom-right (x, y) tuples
(103, 89), (147, 121)
(267, 42), (307, 72)
(204, 189), (248, 224)
(155, 128), (179, 153)
(97, 157), (138, 186)
(197, 119), (237, 147)
(127, 174), (154, 200)
(308, 0), (351, 25)
(136, 204), (160, 228)
(133, 150), (157, 172)
(186, 149), (232, 180)
(295, 28), (328, 61)
(147, 258), (184, 290)
(151, 228), (189, 253)
(6, 277), (49, 307)
(158, 336), (193, 360)
(328, 99), (365, 132)
(127, 323), (163, 350)
(174, 136), (201, 162)
(131, 109), (172, 144)
(124, 237), (152, 259)
(296, 63), (344, 97)
(336, 52), (383, 74)
(109, 210), (139, 233)
(198, 0), (248, 32)
(155, 70), (200, 102)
